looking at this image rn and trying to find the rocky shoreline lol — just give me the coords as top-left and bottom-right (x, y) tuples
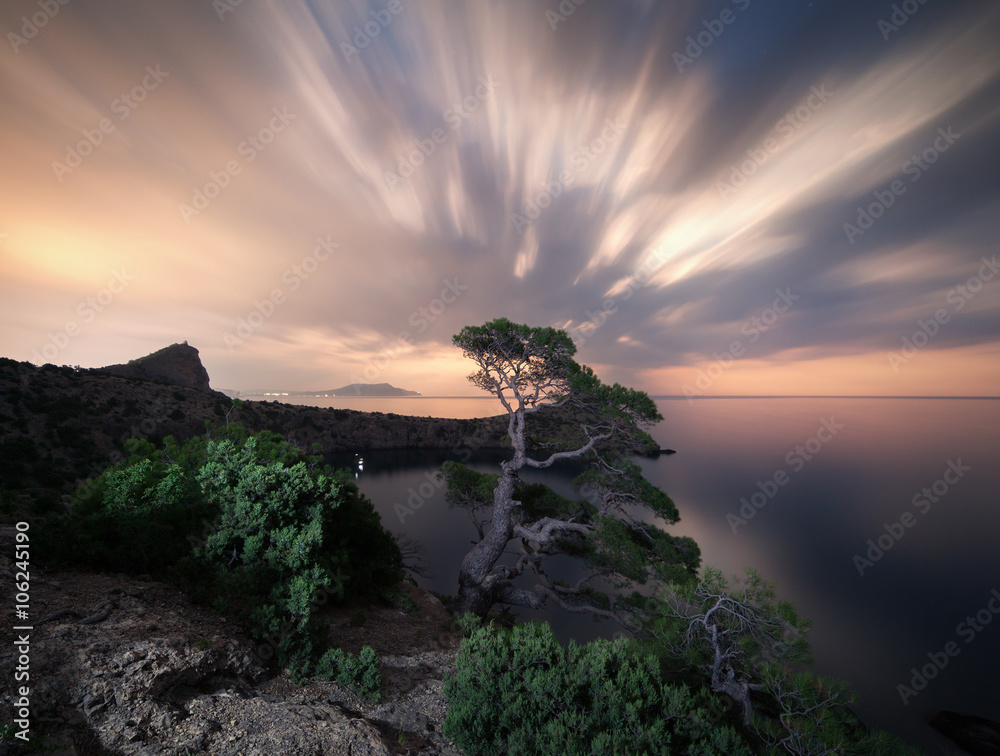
(0, 352), (512, 513)
(0, 524), (465, 755)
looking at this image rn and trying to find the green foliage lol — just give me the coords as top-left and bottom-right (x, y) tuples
(452, 318), (577, 406)
(453, 611), (483, 637)
(443, 622), (753, 756)
(642, 568), (921, 755)
(644, 568), (811, 692)
(189, 433), (400, 664)
(43, 437), (213, 576)
(439, 459), (699, 617)
(588, 515), (700, 587)
(575, 457), (679, 523)
(438, 460), (498, 510)
(43, 423), (402, 674)
(382, 590), (420, 614)
(315, 646), (382, 702)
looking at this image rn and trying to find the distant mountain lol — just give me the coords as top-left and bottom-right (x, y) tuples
(323, 383), (420, 396)
(247, 383), (420, 397)
(0, 354), (503, 510)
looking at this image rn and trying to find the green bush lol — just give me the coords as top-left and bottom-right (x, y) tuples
(44, 424), (402, 672)
(44, 437), (213, 576)
(382, 590), (420, 614)
(315, 646), (382, 702)
(641, 569), (922, 755)
(443, 622), (752, 756)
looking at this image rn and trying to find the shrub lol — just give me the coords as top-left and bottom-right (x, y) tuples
(44, 424), (402, 673)
(315, 646), (382, 702)
(643, 568), (922, 755)
(382, 590), (420, 614)
(45, 438), (213, 576)
(443, 622), (752, 756)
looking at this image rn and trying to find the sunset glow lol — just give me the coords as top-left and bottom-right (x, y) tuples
(1, 0), (997, 396)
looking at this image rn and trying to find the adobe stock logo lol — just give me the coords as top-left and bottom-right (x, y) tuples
(179, 107), (297, 223)
(672, 0), (752, 73)
(852, 459), (969, 576)
(7, 0), (71, 53)
(726, 417), (843, 533)
(886, 255), (998, 372)
(682, 287), (799, 402)
(897, 587), (1000, 706)
(223, 236), (338, 351)
(843, 126), (960, 245)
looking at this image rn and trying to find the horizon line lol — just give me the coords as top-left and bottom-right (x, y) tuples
(649, 395), (1000, 400)
(237, 393), (1000, 400)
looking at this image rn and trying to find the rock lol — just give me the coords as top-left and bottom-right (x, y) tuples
(97, 342), (212, 392)
(0, 571), (464, 755)
(928, 710), (1000, 755)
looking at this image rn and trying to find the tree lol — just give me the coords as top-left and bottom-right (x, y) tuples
(445, 318), (699, 623)
(645, 568), (920, 755)
(647, 567), (810, 726)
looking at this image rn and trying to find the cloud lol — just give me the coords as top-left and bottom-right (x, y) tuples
(1, 0), (997, 394)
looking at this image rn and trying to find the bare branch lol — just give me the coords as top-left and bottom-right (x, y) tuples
(523, 430), (613, 468)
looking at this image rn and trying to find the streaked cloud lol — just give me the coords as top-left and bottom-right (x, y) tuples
(1, 0), (997, 395)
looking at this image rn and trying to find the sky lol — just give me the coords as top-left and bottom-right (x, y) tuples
(1, 0), (998, 397)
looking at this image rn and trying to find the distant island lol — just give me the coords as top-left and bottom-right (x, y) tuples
(243, 382), (421, 397)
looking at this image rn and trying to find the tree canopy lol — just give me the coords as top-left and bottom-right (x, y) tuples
(445, 318), (699, 623)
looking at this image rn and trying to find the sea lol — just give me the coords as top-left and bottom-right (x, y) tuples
(265, 394), (1000, 753)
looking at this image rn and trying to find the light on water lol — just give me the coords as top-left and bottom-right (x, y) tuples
(327, 395), (1000, 754)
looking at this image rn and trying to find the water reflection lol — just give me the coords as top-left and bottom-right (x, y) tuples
(327, 398), (1000, 753)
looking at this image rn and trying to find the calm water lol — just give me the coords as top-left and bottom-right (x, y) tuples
(306, 395), (999, 754)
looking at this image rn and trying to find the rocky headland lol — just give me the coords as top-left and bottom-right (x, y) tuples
(0, 343), (667, 755)
(0, 344), (514, 514)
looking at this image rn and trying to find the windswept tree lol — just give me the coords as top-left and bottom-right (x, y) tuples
(444, 318), (700, 623)
(646, 568), (918, 755)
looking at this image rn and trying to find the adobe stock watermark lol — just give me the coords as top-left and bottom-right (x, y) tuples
(393, 471), (446, 525)
(384, 75), (499, 190)
(852, 459), (969, 576)
(223, 236), (338, 351)
(877, 0), (930, 42)
(510, 116), (627, 233)
(339, 0), (413, 62)
(7, 0), (70, 53)
(179, 106), (297, 223)
(682, 287), (799, 401)
(886, 255), (997, 372)
(673, 0), (752, 73)
(349, 278), (467, 384)
(717, 83), (834, 200)
(398, 420), (506, 526)
(545, 0), (586, 31)
(726, 417), (843, 533)
(567, 243), (670, 348)
(52, 65), (170, 182)
(31, 269), (136, 365)
(897, 586), (1000, 706)
(213, 0), (244, 21)
(843, 126), (960, 244)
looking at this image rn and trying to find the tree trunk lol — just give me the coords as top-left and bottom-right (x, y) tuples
(451, 464), (519, 615)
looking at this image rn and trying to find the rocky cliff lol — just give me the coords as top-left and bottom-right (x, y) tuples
(0, 350), (510, 513)
(0, 525), (465, 755)
(95, 342), (212, 392)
